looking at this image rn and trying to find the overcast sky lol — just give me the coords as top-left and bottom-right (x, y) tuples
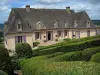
(0, 0), (100, 23)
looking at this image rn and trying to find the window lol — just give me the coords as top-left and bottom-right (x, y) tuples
(87, 30), (90, 37)
(17, 23), (22, 31)
(35, 32), (40, 40)
(54, 20), (58, 28)
(65, 22), (68, 28)
(15, 36), (26, 44)
(87, 21), (90, 28)
(36, 21), (45, 29)
(74, 20), (78, 28)
(64, 30), (68, 36)
(18, 36), (22, 43)
(57, 31), (61, 37)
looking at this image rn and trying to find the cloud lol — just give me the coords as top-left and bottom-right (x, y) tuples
(88, 0), (100, 4)
(34, 0), (65, 4)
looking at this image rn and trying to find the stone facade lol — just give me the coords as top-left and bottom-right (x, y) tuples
(4, 28), (98, 50)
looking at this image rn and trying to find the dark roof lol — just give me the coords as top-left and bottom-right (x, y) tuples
(5, 7), (100, 34)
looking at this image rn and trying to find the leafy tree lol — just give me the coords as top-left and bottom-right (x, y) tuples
(0, 44), (13, 75)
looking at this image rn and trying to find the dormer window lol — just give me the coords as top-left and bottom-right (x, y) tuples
(36, 21), (45, 29)
(54, 20), (58, 28)
(17, 21), (22, 31)
(65, 21), (68, 28)
(74, 20), (78, 28)
(87, 21), (90, 28)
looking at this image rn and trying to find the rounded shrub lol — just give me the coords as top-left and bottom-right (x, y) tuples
(15, 43), (32, 58)
(0, 70), (8, 75)
(90, 53), (100, 63)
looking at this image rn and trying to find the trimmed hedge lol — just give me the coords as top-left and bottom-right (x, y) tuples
(16, 43), (32, 58)
(90, 53), (100, 63)
(33, 39), (100, 56)
(51, 51), (82, 62)
(51, 46), (100, 62)
(33, 35), (100, 52)
(82, 46), (100, 61)
(46, 52), (64, 58)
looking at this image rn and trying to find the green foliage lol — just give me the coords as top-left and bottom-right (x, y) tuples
(15, 43), (32, 58)
(10, 55), (20, 70)
(90, 53), (100, 63)
(20, 35), (100, 75)
(33, 35), (100, 52)
(46, 52), (64, 58)
(63, 38), (71, 41)
(33, 42), (40, 47)
(33, 39), (100, 56)
(20, 57), (100, 75)
(0, 70), (8, 75)
(82, 46), (100, 61)
(52, 51), (82, 62)
(55, 39), (58, 41)
(0, 44), (13, 75)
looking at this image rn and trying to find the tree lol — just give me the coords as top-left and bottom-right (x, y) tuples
(0, 44), (13, 75)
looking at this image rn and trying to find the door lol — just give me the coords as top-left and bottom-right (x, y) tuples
(47, 31), (53, 41)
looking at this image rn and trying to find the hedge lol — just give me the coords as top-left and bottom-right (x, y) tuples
(82, 46), (100, 61)
(33, 39), (100, 56)
(33, 35), (100, 52)
(90, 53), (100, 63)
(46, 52), (64, 58)
(51, 51), (82, 62)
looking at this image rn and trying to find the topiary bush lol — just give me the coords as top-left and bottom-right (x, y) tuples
(0, 70), (8, 75)
(90, 53), (100, 63)
(15, 43), (32, 58)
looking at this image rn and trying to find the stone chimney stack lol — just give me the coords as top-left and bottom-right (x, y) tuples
(66, 7), (70, 13)
(26, 5), (30, 12)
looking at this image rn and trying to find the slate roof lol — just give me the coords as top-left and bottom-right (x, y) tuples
(5, 7), (100, 34)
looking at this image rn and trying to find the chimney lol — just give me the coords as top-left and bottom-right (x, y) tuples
(26, 5), (30, 12)
(66, 7), (70, 13)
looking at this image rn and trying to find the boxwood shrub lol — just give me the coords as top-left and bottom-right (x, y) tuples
(46, 52), (64, 58)
(90, 53), (100, 63)
(33, 39), (100, 56)
(52, 51), (82, 62)
(15, 43), (32, 58)
(82, 46), (100, 61)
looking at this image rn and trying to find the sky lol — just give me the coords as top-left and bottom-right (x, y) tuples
(0, 0), (100, 23)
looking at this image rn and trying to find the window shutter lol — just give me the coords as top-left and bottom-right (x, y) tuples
(15, 36), (18, 44)
(23, 36), (26, 43)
